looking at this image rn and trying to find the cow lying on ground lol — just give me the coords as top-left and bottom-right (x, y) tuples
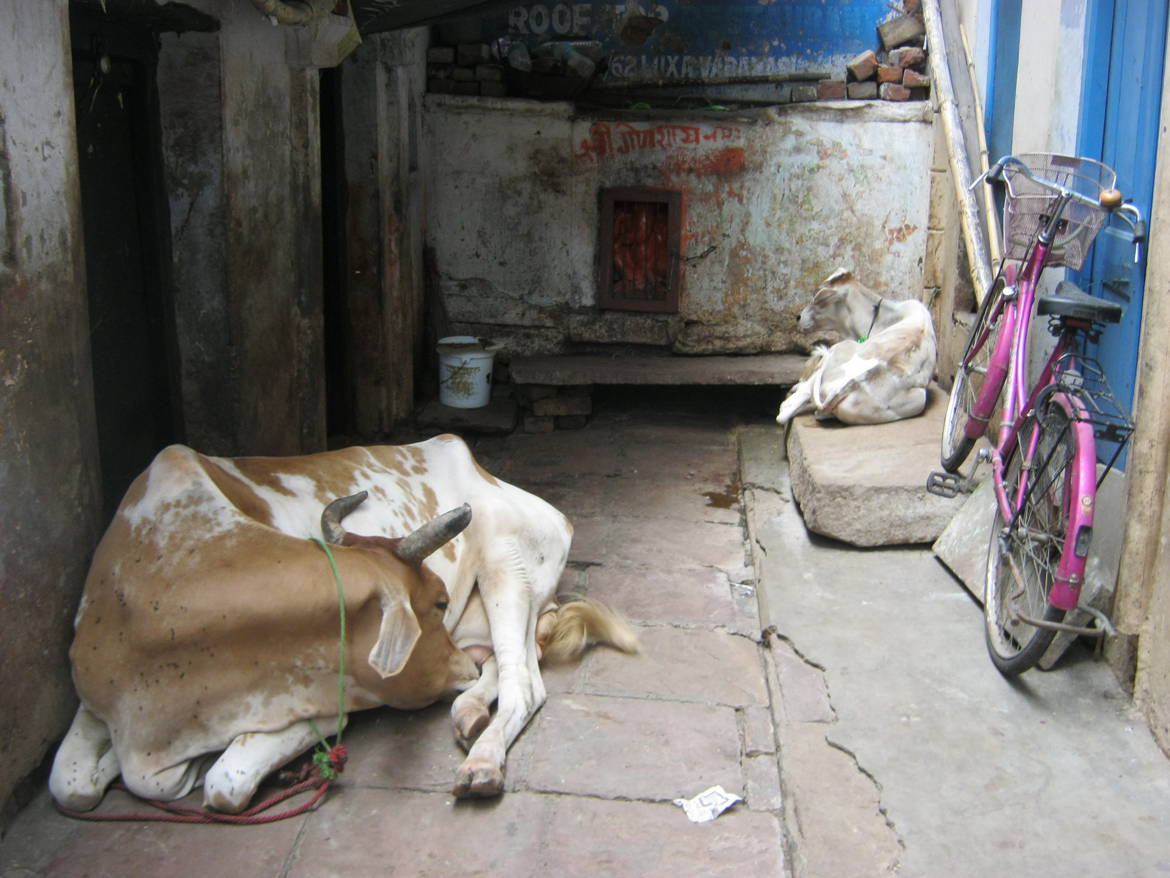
(775, 268), (937, 425)
(50, 436), (636, 813)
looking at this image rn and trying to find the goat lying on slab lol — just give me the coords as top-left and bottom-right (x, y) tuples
(776, 269), (937, 426)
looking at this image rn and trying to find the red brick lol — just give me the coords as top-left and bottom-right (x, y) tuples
(846, 49), (878, 81)
(889, 46), (926, 69)
(880, 82), (911, 102)
(878, 13), (926, 50)
(532, 394), (592, 417)
(817, 79), (846, 100)
(877, 65), (902, 84)
(903, 68), (931, 88)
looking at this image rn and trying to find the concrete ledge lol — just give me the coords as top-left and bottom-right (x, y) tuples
(510, 353), (805, 386)
(786, 385), (966, 546)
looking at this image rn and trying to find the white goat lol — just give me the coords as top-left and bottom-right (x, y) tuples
(776, 269), (937, 426)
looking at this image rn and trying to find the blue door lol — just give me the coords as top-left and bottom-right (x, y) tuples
(1075, 0), (1166, 467)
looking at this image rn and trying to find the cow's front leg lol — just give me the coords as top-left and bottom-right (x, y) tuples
(49, 705), (122, 811)
(453, 571), (547, 797)
(203, 716), (342, 813)
(452, 654), (498, 750)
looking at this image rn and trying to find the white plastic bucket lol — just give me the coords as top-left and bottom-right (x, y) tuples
(437, 336), (497, 408)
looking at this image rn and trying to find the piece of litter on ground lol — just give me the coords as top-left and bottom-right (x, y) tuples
(673, 785), (743, 823)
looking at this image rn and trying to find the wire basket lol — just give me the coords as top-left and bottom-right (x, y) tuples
(1001, 153), (1116, 270)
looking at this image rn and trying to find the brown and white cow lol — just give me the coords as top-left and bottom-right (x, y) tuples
(50, 435), (636, 813)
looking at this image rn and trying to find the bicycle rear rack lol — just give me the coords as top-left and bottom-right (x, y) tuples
(1048, 352), (1134, 489)
(1050, 352), (1134, 445)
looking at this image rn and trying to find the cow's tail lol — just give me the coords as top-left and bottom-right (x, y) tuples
(540, 596), (639, 664)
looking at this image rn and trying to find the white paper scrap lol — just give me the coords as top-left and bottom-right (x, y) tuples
(672, 785), (743, 823)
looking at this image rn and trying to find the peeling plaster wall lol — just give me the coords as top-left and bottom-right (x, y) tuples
(424, 96), (933, 356)
(0, 0), (102, 818)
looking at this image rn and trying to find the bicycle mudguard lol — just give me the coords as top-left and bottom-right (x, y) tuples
(1042, 391), (1099, 611)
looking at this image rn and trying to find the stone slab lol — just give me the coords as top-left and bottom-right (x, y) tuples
(524, 693), (741, 801)
(510, 353), (805, 386)
(785, 385), (967, 546)
(542, 796), (785, 877)
(583, 626), (770, 707)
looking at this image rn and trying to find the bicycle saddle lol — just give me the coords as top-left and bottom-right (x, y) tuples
(1037, 280), (1122, 324)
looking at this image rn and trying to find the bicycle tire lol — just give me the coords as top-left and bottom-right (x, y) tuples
(983, 403), (1074, 676)
(940, 274), (1012, 473)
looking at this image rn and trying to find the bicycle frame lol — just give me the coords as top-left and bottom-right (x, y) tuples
(962, 238), (1098, 612)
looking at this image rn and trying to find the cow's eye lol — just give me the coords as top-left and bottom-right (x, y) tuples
(436, 600), (449, 611)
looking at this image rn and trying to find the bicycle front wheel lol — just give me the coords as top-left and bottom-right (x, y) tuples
(983, 403), (1073, 675)
(941, 274), (1011, 473)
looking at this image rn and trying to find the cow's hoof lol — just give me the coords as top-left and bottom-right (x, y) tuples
(453, 760), (504, 798)
(453, 706), (490, 751)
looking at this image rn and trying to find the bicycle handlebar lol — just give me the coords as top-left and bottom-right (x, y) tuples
(981, 155), (1146, 261)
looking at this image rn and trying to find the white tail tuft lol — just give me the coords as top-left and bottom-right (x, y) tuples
(540, 596), (640, 664)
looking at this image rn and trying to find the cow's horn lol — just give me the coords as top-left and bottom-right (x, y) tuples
(395, 503), (472, 566)
(321, 491), (369, 544)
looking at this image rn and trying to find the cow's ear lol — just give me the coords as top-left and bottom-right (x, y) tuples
(368, 596), (421, 678)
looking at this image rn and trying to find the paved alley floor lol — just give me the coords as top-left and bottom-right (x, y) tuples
(3, 387), (1170, 877)
(0, 389), (784, 878)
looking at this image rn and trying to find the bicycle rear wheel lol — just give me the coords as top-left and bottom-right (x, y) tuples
(983, 403), (1073, 675)
(940, 274), (1011, 473)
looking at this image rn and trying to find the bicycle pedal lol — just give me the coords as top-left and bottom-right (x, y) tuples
(926, 471), (972, 498)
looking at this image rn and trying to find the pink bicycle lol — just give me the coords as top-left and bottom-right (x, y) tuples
(927, 153), (1145, 676)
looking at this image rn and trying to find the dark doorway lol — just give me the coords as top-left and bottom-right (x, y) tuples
(320, 65), (351, 441)
(71, 5), (181, 520)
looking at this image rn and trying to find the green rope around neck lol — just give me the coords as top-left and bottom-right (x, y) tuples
(309, 537), (349, 779)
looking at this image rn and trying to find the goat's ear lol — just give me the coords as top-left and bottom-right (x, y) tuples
(823, 267), (853, 286)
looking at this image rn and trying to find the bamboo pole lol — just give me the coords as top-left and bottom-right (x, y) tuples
(921, 0), (994, 303)
(959, 22), (1002, 267)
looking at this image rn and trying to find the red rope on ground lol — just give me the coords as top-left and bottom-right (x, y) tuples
(55, 744), (348, 825)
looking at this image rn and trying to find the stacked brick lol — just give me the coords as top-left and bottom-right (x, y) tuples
(427, 44), (508, 98)
(515, 385), (593, 432)
(818, 4), (931, 103)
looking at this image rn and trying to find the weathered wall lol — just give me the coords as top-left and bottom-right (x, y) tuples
(424, 95), (933, 355)
(0, 0), (103, 820)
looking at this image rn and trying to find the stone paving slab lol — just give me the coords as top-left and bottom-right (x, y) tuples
(583, 626), (769, 707)
(541, 795), (785, 877)
(0, 787), (308, 878)
(584, 564), (739, 629)
(605, 517), (749, 571)
(785, 386), (967, 546)
(524, 693), (742, 801)
(288, 788), (545, 877)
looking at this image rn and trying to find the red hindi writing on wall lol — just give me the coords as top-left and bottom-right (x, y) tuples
(575, 121), (744, 162)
